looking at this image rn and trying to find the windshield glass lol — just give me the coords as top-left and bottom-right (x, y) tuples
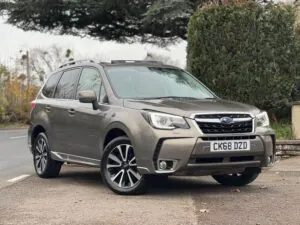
(105, 66), (215, 99)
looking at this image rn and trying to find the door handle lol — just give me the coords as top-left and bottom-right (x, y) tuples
(45, 105), (51, 112)
(68, 108), (75, 115)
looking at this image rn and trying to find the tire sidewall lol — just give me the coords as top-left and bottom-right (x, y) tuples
(101, 136), (147, 195)
(213, 168), (260, 186)
(33, 133), (50, 176)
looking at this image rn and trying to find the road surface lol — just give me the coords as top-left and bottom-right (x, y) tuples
(0, 129), (33, 188)
(0, 129), (300, 225)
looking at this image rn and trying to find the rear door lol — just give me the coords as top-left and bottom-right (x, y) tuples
(50, 67), (82, 155)
(39, 71), (63, 151)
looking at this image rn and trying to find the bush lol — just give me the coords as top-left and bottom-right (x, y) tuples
(271, 121), (293, 140)
(0, 80), (38, 124)
(187, 1), (300, 119)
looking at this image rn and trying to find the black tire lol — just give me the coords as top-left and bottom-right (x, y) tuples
(33, 133), (62, 178)
(101, 136), (148, 195)
(212, 168), (261, 187)
(147, 175), (169, 183)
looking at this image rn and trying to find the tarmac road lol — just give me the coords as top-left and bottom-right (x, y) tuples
(0, 129), (33, 188)
(0, 129), (300, 225)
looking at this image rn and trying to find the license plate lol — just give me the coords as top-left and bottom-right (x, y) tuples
(210, 140), (250, 152)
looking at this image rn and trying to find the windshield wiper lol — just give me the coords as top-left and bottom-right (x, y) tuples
(204, 97), (217, 100)
(138, 96), (202, 100)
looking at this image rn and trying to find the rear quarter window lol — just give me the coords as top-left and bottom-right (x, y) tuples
(42, 72), (62, 98)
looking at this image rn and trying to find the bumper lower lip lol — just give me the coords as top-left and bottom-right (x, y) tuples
(186, 160), (261, 168)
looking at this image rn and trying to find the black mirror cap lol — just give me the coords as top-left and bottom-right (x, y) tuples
(78, 90), (97, 104)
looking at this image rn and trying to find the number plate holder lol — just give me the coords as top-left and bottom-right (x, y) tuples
(210, 140), (250, 152)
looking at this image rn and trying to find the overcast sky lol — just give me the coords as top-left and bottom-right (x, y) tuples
(0, 18), (187, 69)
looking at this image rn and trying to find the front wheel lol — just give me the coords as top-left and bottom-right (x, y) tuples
(212, 168), (261, 187)
(101, 136), (148, 195)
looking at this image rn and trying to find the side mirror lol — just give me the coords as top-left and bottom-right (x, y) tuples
(78, 90), (100, 110)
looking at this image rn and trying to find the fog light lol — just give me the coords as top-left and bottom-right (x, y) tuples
(159, 161), (167, 170)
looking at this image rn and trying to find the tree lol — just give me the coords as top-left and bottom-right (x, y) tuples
(145, 52), (179, 66)
(0, 63), (38, 123)
(1, 0), (206, 44)
(187, 2), (299, 118)
(16, 46), (74, 84)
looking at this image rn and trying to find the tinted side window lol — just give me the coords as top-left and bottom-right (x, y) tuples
(76, 68), (101, 99)
(54, 68), (81, 99)
(42, 72), (62, 98)
(99, 83), (107, 103)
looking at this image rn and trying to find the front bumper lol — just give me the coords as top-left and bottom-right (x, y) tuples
(152, 135), (275, 176)
(135, 117), (276, 176)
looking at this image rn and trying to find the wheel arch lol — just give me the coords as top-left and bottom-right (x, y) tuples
(29, 124), (49, 154)
(102, 122), (135, 151)
(31, 125), (46, 145)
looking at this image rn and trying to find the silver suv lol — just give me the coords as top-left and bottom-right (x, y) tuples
(28, 60), (276, 195)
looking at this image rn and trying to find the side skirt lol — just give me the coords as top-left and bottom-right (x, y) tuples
(51, 151), (100, 167)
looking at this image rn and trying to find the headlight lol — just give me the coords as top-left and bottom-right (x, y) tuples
(143, 111), (189, 130)
(256, 111), (270, 127)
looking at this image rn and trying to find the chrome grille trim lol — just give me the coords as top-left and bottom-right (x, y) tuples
(195, 118), (252, 123)
(193, 113), (254, 134)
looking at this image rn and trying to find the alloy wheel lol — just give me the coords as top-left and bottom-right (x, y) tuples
(106, 144), (141, 188)
(34, 137), (48, 174)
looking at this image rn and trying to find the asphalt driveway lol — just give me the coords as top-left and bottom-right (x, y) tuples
(0, 129), (299, 225)
(0, 160), (299, 225)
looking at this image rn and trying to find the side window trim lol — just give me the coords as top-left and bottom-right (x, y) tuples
(53, 67), (83, 100)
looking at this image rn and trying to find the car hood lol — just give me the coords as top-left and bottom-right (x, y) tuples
(124, 98), (260, 118)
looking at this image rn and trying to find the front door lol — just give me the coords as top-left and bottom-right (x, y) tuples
(69, 67), (107, 161)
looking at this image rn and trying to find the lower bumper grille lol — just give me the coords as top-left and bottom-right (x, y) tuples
(191, 156), (256, 164)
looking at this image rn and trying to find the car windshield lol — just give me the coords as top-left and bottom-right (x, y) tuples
(105, 66), (215, 99)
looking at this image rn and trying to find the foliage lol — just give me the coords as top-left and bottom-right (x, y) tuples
(24, 46), (73, 82)
(1, 0), (207, 44)
(145, 52), (180, 66)
(272, 121), (293, 140)
(187, 1), (300, 119)
(0, 65), (38, 124)
(3, 80), (38, 123)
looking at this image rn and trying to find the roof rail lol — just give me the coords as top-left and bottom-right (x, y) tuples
(58, 59), (95, 69)
(110, 60), (163, 65)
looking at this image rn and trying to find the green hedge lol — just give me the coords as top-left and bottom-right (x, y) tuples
(187, 2), (300, 119)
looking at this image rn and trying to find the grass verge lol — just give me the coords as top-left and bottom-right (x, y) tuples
(0, 123), (28, 129)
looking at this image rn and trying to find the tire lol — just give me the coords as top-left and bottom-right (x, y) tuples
(33, 133), (62, 178)
(212, 168), (261, 187)
(147, 175), (169, 183)
(101, 136), (148, 195)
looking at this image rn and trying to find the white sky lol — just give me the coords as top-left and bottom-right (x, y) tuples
(0, 18), (187, 69)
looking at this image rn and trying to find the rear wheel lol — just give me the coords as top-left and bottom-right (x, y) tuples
(101, 136), (148, 195)
(212, 168), (261, 187)
(33, 133), (62, 178)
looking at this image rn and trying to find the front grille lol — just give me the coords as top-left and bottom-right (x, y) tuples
(195, 114), (253, 134)
(202, 136), (256, 141)
(196, 114), (250, 119)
